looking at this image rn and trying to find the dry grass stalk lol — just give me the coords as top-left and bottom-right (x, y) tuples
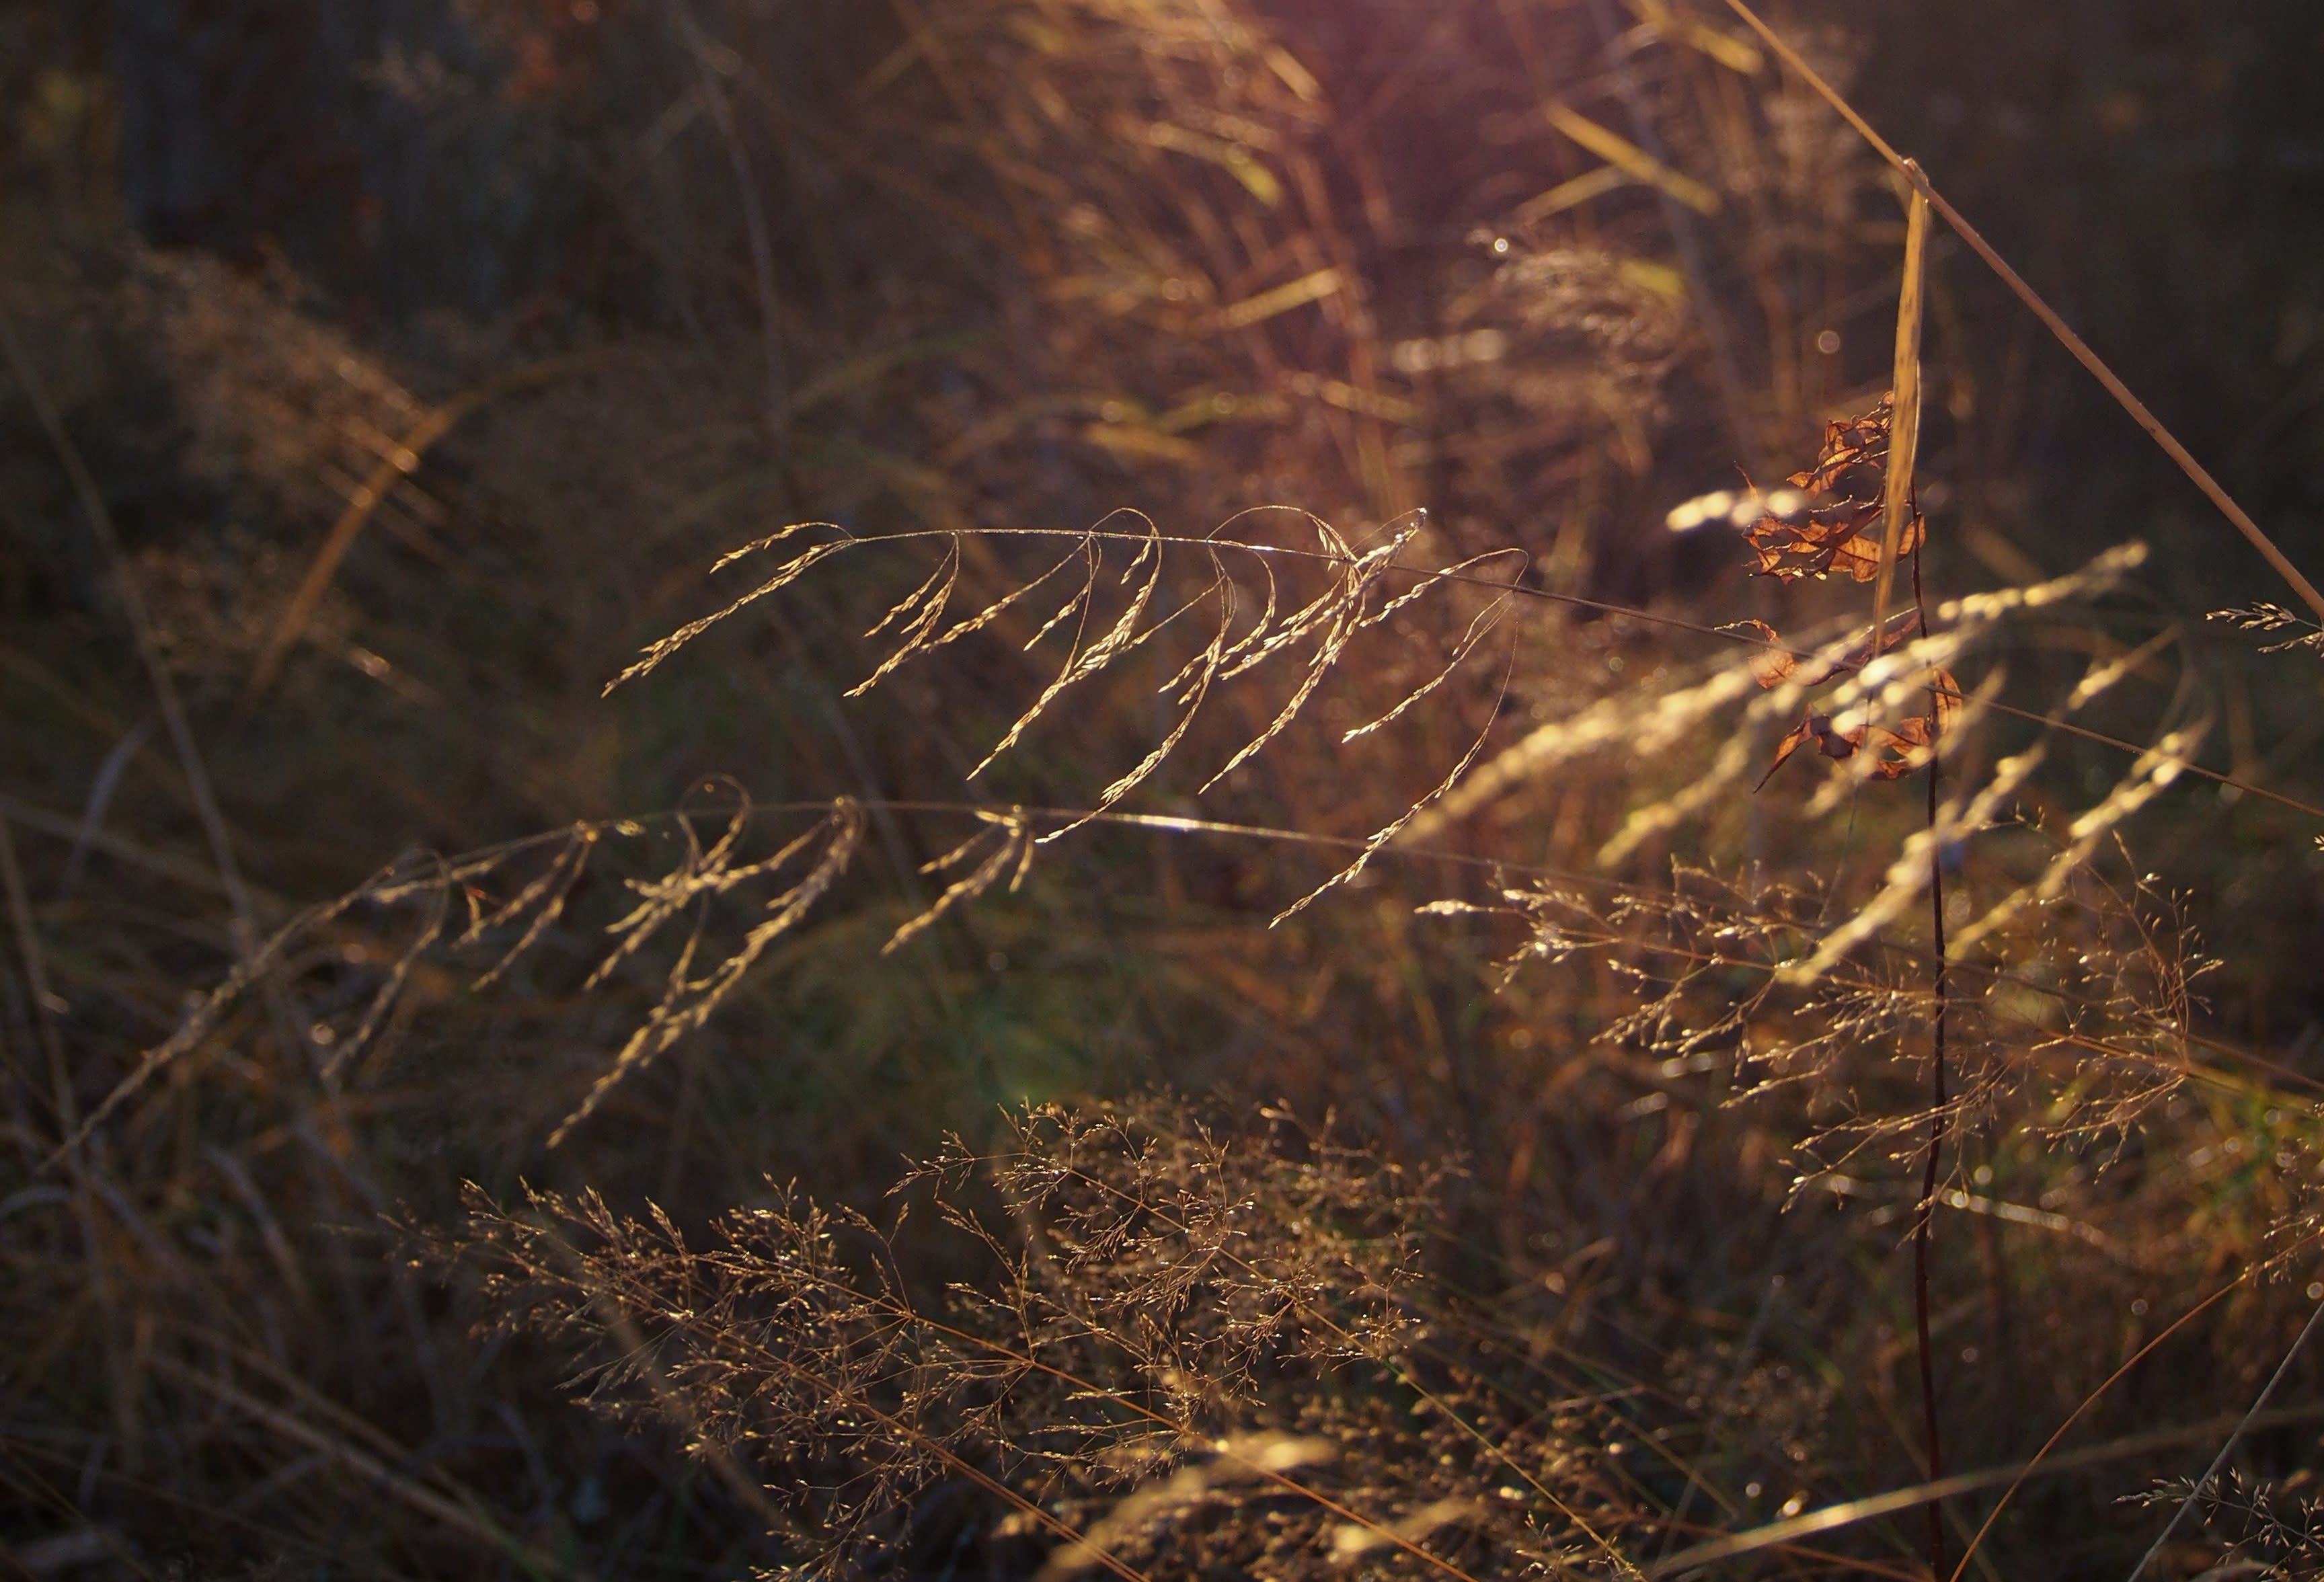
(1868, 185), (1929, 655)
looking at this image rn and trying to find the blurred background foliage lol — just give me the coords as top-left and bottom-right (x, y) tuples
(5, 0), (2324, 1575)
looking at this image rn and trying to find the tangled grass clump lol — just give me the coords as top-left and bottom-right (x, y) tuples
(436, 1096), (1666, 1580)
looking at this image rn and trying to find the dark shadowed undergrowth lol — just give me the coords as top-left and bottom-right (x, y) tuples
(7, 2), (2324, 1579)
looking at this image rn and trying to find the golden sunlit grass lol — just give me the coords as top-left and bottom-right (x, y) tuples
(7, 1), (2324, 1577)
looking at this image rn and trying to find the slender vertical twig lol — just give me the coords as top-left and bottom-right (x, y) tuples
(1912, 537), (1950, 1578)
(1875, 180), (1948, 1579)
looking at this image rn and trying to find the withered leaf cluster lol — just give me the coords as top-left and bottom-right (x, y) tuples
(1731, 614), (1960, 787)
(1758, 700), (1953, 787)
(1728, 394), (1958, 789)
(1740, 393), (1923, 583)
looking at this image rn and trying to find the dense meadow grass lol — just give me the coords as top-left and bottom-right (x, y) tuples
(7, 2), (2324, 1577)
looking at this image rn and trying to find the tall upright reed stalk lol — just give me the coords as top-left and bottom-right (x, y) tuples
(1875, 179), (1948, 1578)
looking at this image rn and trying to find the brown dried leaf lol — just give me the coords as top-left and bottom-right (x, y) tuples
(1727, 619), (1797, 687)
(1864, 718), (1924, 779)
(1789, 393), (1894, 493)
(1756, 716), (1819, 789)
(1743, 394), (1921, 584)
(1813, 714), (1866, 762)
(1758, 664), (1956, 789)
(1829, 510), (1924, 582)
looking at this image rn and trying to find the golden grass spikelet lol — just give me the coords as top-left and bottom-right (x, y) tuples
(882, 807), (1036, 955)
(551, 796), (866, 1146)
